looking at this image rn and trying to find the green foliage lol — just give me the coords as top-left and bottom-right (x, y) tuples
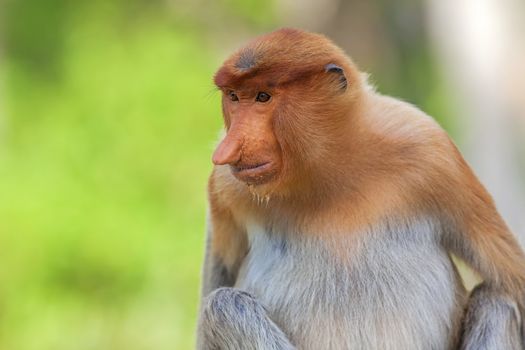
(5, 0), (69, 78)
(220, 0), (276, 27)
(1, 4), (225, 349)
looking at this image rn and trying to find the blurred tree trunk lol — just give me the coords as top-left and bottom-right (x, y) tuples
(426, 0), (525, 247)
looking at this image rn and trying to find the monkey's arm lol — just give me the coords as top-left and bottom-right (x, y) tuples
(437, 158), (525, 348)
(441, 173), (525, 299)
(200, 206), (246, 298)
(197, 185), (247, 350)
(200, 178), (248, 298)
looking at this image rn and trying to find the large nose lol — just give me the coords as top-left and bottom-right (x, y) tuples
(212, 132), (243, 165)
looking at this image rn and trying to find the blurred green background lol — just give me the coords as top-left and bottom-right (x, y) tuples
(1, 0), (523, 349)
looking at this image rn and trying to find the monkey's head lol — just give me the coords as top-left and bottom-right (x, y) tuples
(212, 28), (363, 195)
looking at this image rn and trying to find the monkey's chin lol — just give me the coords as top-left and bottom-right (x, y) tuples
(230, 162), (279, 186)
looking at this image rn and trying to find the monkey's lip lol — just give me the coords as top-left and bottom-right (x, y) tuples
(230, 162), (276, 183)
(232, 162), (271, 175)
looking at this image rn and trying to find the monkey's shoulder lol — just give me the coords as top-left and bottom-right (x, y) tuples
(365, 93), (449, 146)
(364, 93), (465, 178)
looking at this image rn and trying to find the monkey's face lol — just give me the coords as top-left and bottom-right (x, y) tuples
(211, 28), (358, 191)
(212, 89), (283, 186)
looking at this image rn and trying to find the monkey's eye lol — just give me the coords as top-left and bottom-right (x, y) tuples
(228, 91), (239, 102)
(255, 92), (271, 103)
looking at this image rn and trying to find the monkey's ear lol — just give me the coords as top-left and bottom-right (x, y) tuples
(325, 63), (347, 91)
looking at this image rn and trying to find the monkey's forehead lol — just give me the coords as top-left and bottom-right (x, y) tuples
(233, 29), (330, 68)
(214, 28), (349, 89)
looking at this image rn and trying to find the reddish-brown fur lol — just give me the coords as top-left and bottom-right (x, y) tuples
(209, 27), (525, 314)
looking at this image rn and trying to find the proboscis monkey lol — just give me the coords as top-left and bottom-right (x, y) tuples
(196, 28), (525, 350)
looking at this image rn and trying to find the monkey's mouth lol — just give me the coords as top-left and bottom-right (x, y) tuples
(231, 162), (276, 184)
(232, 161), (271, 174)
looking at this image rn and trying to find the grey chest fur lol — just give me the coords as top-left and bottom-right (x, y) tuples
(235, 219), (466, 350)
